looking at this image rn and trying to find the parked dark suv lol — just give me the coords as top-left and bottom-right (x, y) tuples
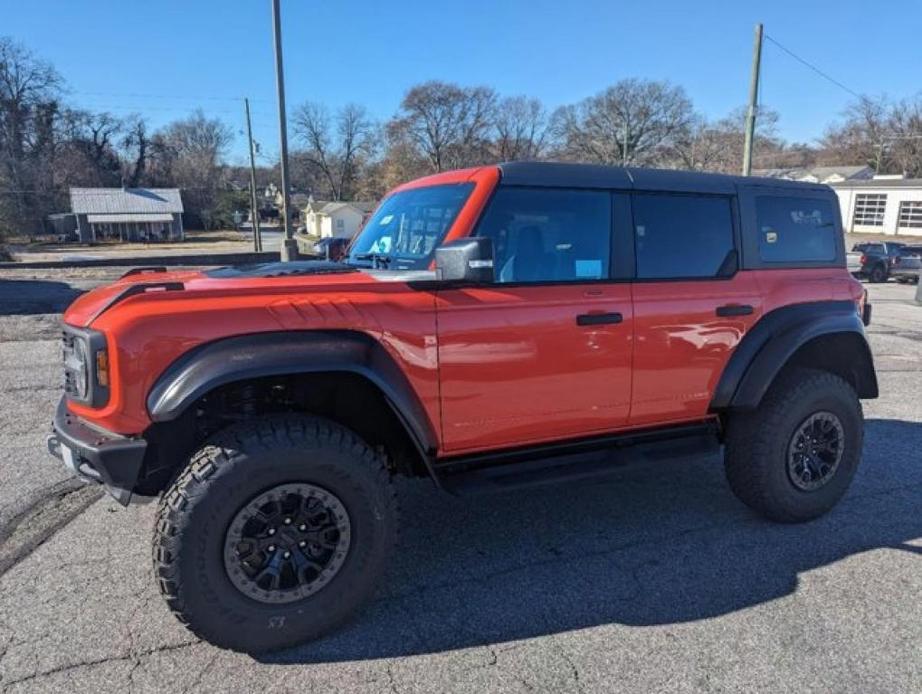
(48, 162), (877, 653)
(848, 241), (921, 283)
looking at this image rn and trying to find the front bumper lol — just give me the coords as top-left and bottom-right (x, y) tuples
(47, 398), (147, 506)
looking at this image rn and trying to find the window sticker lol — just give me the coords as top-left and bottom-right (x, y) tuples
(575, 259), (603, 278)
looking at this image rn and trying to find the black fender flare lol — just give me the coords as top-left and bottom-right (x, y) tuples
(711, 300), (878, 411)
(146, 330), (438, 459)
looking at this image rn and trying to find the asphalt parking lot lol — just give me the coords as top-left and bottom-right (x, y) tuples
(0, 271), (919, 693)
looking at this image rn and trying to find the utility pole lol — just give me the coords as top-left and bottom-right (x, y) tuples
(742, 22), (764, 176)
(244, 98), (263, 253)
(622, 122), (630, 167)
(271, 0), (297, 261)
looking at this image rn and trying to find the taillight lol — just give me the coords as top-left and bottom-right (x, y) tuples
(860, 254), (867, 265)
(857, 289), (871, 326)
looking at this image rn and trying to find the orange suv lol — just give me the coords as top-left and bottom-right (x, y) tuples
(48, 162), (877, 652)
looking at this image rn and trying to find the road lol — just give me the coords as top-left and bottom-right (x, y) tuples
(0, 272), (919, 693)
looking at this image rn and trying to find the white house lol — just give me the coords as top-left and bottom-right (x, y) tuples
(303, 199), (376, 239)
(831, 176), (922, 236)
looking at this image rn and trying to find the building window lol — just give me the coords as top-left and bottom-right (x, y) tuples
(853, 193), (887, 227)
(897, 200), (922, 229)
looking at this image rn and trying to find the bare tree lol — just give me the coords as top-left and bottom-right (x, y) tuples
(552, 79), (694, 166)
(668, 107), (782, 173)
(819, 97), (891, 173)
(390, 81), (497, 172)
(880, 96), (922, 178)
(0, 36), (62, 235)
(293, 102), (376, 200)
(61, 110), (124, 185)
(152, 110), (233, 228)
(494, 96), (549, 161)
(120, 116), (149, 187)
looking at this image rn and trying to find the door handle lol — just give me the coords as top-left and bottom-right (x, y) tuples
(576, 312), (623, 326)
(716, 304), (754, 317)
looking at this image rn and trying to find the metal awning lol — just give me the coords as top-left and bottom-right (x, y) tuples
(86, 213), (173, 223)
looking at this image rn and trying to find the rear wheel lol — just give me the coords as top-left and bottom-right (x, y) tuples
(724, 368), (863, 523)
(868, 264), (888, 283)
(152, 414), (398, 653)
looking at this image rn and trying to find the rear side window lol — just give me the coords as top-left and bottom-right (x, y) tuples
(632, 194), (735, 279)
(475, 187), (611, 283)
(756, 196), (837, 263)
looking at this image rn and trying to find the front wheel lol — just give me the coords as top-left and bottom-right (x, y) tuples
(152, 415), (398, 653)
(724, 368), (863, 523)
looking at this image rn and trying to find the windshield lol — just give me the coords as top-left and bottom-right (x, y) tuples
(347, 183), (474, 269)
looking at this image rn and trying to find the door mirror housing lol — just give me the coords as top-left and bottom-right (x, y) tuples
(434, 237), (495, 283)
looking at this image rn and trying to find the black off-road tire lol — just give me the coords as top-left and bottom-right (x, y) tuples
(868, 264), (888, 283)
(724, 368), (863, 523)
(152, 414), (398, 653)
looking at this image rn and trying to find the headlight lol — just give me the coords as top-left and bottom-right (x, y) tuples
(63, 336), (89, 399)
(62, 326), (109, 406)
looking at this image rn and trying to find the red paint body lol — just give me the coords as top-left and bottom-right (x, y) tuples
(63, 165), (865, 458)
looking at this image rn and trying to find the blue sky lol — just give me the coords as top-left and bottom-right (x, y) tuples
(3, 0), (920, 164)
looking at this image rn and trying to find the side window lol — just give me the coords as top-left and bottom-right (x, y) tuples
(632, 194), (735, 279)
(475, 187), (611, 283)
(756, 196), (837, 263)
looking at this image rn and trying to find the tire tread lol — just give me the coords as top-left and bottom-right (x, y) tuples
(151, 414), (397, 649)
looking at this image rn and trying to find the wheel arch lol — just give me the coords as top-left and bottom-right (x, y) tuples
(144, 330), (438, 479)
(711, 301), (878, 412)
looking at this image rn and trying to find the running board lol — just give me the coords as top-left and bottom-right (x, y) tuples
(436, 423), (722, 495)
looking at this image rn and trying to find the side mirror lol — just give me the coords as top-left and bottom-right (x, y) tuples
(434, 237), (495, 283)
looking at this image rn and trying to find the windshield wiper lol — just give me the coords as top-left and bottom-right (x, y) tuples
(351, 253), (393, 269)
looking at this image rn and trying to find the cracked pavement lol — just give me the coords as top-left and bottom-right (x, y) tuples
(0, 273), (919, 693)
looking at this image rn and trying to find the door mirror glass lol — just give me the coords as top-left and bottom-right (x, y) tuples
(434, 237), (495, 283)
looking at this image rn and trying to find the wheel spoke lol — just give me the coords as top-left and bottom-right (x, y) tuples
(224, 483), (352, 604)
(253, 554), (284, 590)
(292, 548), (324, 579)
(787, 411), (845, 491)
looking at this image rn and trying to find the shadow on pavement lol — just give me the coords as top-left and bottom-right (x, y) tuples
(0, 279), (83, 315)
(266, 417), (922, 665)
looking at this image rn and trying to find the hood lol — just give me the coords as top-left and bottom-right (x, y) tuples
(63, 261), (378, 328)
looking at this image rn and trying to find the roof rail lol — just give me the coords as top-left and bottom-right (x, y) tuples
(120, 267), (168, 278)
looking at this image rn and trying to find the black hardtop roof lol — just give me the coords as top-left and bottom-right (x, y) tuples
(497, 161), (832, 195)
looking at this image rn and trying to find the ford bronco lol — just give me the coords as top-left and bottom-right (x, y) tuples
(48, 162), (878, 652)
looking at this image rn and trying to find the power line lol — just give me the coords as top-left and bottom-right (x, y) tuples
(764, 34), (864, 101)
(66, 102), (275, 119)
(69, 91), (270, 103)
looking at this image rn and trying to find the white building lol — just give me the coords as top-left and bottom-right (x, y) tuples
(831, 176), (922, 236)
(303, 199), (376, 239)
